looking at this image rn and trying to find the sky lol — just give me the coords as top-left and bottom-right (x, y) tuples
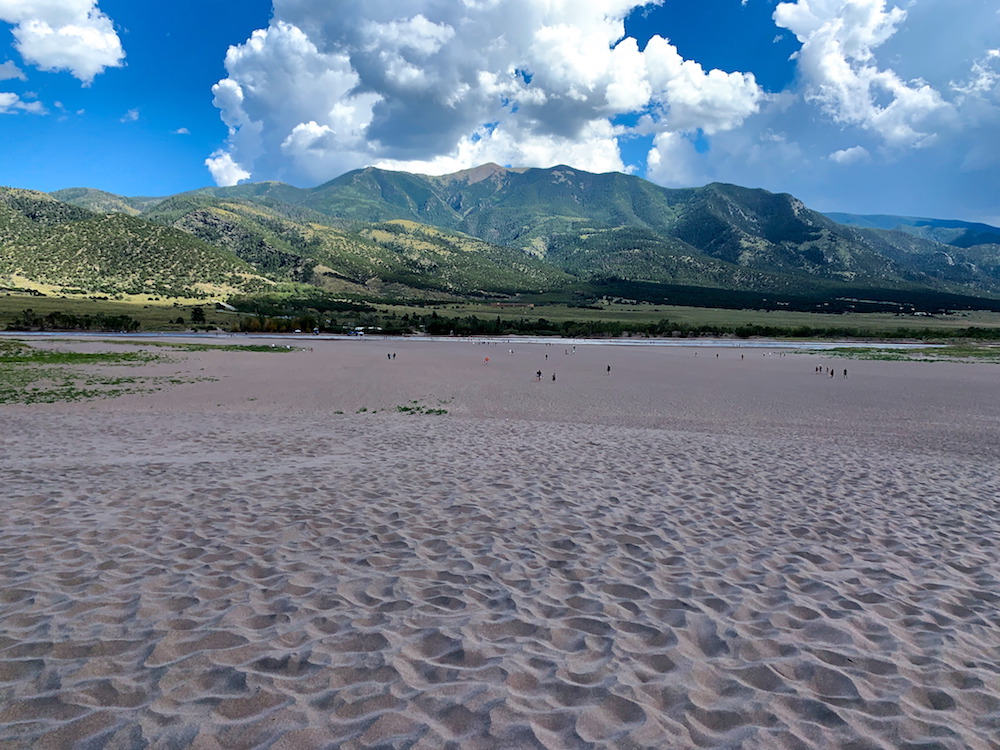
(1, 0), (999, 224)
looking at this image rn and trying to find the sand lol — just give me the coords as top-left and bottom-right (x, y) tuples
(1, 336), (999, 749)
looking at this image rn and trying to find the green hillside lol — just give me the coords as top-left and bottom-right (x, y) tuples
(4, 163), (997, 312)
(1, 188), (274, 298)
(191, 164), (998, 300)
(143, 195), (573, 297)
(49, 187), (162, 215)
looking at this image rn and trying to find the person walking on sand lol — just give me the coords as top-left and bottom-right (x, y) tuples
(536, 370), (542, 381)
(552, 373), (556, 382)
(843, 368), (848, 379)
(606, 365), (611, 375)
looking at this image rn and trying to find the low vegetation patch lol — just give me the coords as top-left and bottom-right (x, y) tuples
(102, 340), (302, 353)
(349, 398), (451, 416)
(0, 339), (209, 404)
(396, 399), (449, 415)
(822, 345), (1000, 363)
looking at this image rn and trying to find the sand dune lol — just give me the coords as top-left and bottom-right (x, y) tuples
(2, 337), (999, 748)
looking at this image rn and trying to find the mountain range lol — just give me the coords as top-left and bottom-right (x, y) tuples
(3, 163), (1000, 311)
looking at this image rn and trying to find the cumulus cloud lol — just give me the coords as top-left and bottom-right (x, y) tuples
(120, 108), (138, 123)
(172, 127), (191, 135)
(200, 0), (1000, 223)
(829, 145), (869, 164)
(0, 60), (26, 80)
(209, 20), (379, 184)
(0, 91), (45, 114)
(952, 49), (1000, 99)
(645, 131), (701, 186)
(205, 150), (251, 187)
(375, 119), (627, 175)
(773, 0), (947, 148)
(207, 0), (765, 185)
(0, 0), (125, 84)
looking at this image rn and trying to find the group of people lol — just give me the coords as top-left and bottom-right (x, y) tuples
(816, 365), (847, 378)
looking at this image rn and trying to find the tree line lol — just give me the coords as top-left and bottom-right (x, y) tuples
(231, 308), (1000, 340)
(6, 308), (141, 332)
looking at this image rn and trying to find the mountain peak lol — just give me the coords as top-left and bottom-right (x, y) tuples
(439, 163), (513, 185)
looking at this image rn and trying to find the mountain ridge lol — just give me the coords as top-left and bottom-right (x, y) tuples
(3, 165), (999, 307)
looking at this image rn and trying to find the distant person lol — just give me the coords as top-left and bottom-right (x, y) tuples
(606, 365), (611, 375)
(536, 370), (542, 381)
(552, 373), (556, 382)
(843, 368), (848, 379)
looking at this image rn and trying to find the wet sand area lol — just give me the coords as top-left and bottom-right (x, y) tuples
(2, 336), (999, 748)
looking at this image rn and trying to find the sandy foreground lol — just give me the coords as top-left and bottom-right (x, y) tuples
(2, 336), (999, 749)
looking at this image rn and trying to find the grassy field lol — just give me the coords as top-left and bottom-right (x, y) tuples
(0, 338), (303, 404)
(0, 339), (173, 404)
(819, 344), (1000, 363)
(0, 294), (227, 330)
(5, 292), (1000, 338)
(377, 301), (1000, 335)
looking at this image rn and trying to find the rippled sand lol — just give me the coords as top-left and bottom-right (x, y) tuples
(2, 337), (999, 748)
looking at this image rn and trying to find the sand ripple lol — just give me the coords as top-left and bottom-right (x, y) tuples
(2, 411), (1000, 748)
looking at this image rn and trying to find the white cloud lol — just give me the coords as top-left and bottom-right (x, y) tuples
(361, 14), (456, 58)
(645, 131), (700, 186)
(642, 35), (763, 134)
(773, 0), (947, 147)
(0, 90), (46, 114)
(0, 60), (25, 80)
(172, 127), (191, 135)
(207, 0), (765, 185)
(952, 50), (1000, 99)
(375, 119), (626, 175)
(210, 21), (379, 184)
(197, 0), (1000, 224)
(829, 145), (869, 164)
(0, 0), (124, 84)
(120, 108), (138, 123)
(205, 150), (251, 187)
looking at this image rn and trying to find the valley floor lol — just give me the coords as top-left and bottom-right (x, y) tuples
(2, 337), (999, 748)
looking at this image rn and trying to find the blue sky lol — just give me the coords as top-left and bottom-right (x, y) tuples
(1, 0), (272, 196)
(1, 1), (999, 223)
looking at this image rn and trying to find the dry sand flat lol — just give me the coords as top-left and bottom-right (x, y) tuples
(2, 337), (1000, 748)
